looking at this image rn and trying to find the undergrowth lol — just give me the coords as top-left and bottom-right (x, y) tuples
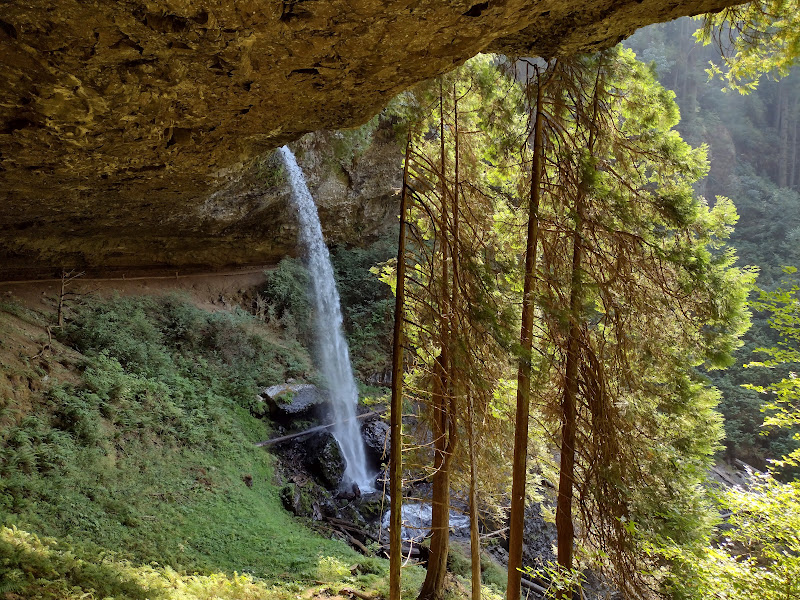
(0, 295), (406, 598)
(261, 240), (394, 379)
(0, 524), (427, 600)
(0, 292), (506, 600)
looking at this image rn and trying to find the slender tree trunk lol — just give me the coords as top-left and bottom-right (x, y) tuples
(507, 66), (545, 600)
(778, 81), (790, 188)
(789, 97), (798, 190)
(556, 59), (602, 597)
(556, 209), (582, 575)
(57, 271), (66, 327)
(774, 80), (784, 130)
(674, 18), (690, 103)
(420, 251), (453, 600)
(681, 40), (698, 121)
(450, 85), (480, 600)
(419, 81), (453, 600)
(389, 129), (413, 600)
(420, 354), (450, 600)
(468, 392), (481, 600)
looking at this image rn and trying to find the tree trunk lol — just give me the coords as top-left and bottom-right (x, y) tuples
(556, 215), (582, 575)
(389, 128), (413, 600)
(778, 81), (790, 188)
(450, 86), (480, 600)
(789, 107), (797, 190)
(419, 81), (453, 600)
(418, 333), (452, 600)
(556, 58), (601, 597)
(507, 65), (545, 600)
(468, 392), (481, 600)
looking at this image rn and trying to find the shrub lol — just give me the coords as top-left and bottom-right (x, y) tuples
(261, 258), (312, 339)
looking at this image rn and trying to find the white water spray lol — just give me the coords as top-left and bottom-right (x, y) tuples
(279, 145), (373, 492)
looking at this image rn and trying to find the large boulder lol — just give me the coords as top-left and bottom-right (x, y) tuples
(305, 431), (346, 490)
(521, 502), (557, 571)
(361, 418), (390, 465)
(260, 383), (327, 423)
(280, 476), (336, 521)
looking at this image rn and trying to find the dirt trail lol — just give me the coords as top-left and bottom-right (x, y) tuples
(0, 265), (277, 313)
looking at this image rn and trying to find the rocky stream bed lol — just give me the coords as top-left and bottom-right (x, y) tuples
(256, 382), (561, 591)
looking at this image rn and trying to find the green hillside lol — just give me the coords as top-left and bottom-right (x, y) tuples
(0, 294), (422, 599)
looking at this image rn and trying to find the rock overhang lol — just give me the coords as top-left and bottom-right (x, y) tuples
(0, 0), (742, 276)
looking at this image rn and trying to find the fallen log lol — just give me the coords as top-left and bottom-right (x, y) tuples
(323, 517), (381, 543)
(255, 408), (386, 447)
(520, 578), (549, 597)
(340, 587), (375, 600)
(480, 526), (509, 540)
(336, 527), (371, 555)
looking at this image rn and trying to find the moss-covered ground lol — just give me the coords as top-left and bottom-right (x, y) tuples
(0, 289), (505, 600)
(0, 294), (433, 599)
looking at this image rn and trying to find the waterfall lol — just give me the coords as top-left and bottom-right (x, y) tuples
(278, 145), (373, 492)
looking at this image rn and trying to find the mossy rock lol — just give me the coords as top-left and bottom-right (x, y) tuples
(280, 480), (335, 520)
(306, 432), (345, 490)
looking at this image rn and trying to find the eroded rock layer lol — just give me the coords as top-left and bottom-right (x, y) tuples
(0, 0), (739, 274)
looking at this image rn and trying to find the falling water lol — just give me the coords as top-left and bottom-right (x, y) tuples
(279, 145), (373, 492)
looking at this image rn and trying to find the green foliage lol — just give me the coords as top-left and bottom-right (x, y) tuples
(745, 271), (800, 468)
(0, 299), (45, 325)
(330, 116), (381, 165)
(442, 544), (507, 595)
(698, 1), (800, 92)
(521, 562), (586, 599)
(447, 544), (472, 578)
(262, 243), (395, 380)
(395, 52), (527, 530)
(0, 295), (384, 598)
(0, 526), (153, 600)
(61, 295), (311, 414)
(523, 49), (752, 596)
(665, 471), (800, 600)
(479, 554), (507, 593)
(391, 48), (750, 597)
(262, 257), (312, 341)
(0, 524), (386, 600)
(254, 151), (286, 187)
(697, 475), (800, 600)
(663, 267), (800, 599)
(626, 19), (800, 467)
(330, 241), (395, 378)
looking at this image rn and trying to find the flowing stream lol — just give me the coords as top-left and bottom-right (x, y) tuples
(279, 145), (373, 492)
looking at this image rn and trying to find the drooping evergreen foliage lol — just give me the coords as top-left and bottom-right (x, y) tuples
(699, 0), (800, 91)
(387, 56), (528, 600)
(383, 47), (752, 600)
(509, 48), (753, 598)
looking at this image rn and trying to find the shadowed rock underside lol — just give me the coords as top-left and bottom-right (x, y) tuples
(0, 0), (740, 275)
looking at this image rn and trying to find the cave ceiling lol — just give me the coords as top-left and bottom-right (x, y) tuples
(0, 0), (743, 275)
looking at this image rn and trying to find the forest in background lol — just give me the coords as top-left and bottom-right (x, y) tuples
(627, 18), (800, 468)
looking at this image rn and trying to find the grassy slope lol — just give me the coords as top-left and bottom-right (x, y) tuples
(0, 295), (429, 599)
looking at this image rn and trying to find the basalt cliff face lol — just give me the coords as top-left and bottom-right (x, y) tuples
(1, 0), (740, 275)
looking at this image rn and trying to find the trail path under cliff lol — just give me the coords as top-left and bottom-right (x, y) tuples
(0, 266), (278, 312)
